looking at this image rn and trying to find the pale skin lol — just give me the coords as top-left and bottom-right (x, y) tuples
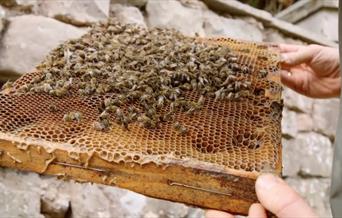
(207, 44), (341, 218)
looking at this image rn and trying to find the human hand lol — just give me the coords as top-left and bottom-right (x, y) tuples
(279, 44), (341, 98)
(206, 174), (318, 218)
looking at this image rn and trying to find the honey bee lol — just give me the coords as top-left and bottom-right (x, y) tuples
(259, 69), (268, 78)
(100, 111), (109, 120)
(137, 114), (156, 129)
(48, 104), (58, 112)
(93, 120), (110, 131)
(63, 112), (82, 122)
(1, 81), (13, 90)
(173, 122), (188, 136)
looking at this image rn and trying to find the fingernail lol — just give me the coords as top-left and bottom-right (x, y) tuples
(256, 174), (281, 191)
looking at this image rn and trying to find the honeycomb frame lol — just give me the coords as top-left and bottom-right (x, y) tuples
(0, 37), (282, 215)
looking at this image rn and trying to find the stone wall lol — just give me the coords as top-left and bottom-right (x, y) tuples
(0, 0), (338, 217)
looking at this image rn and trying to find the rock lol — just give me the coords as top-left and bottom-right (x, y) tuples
(282, 138), (301, 176)
(296, 113), (313, 132)
(299, 132), (333, 177)
(111, 0), (148, 8)
(146, 0), (205, 36)
(110, 4), (146, 27)
(37, 0), (110, 26)
(282, 107), (298, 138)
(142, 197), (189, 218)
(283, 132), (333, 177)
(263, 28), (304, 44)
(38, 176), (71, 218)
(0, 0), (37, 7)
(0, 15), (86, 75)
(179, 0), (208, 10)
(0, 169), (43, 217)
(187, 208), (205, 218)
(59, 183), (118, 218)
(283, 87), (314, 113)
(203, 11), (263, 41)
(0, 0), (16, 7)
(0, 6), (5, 34)
(0, 183), (43, 218)
(146, 0), (263, 40)
(41, 195), (70, 218)
(286, 178), (332, 218)
(312, 99), (340, 140)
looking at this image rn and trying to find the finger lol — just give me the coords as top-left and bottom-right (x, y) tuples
(281, 46), (318, 66)
(248, 203), (267, 218)
(205, 210), (234, 218)
(255, 174), (317, 218)
(280, 69), (308, 95)
(278, 44), (303, 53)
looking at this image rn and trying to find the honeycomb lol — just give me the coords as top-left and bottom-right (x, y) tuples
(0, 42), (282, 178)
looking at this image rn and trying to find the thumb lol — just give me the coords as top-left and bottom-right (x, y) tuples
(255, 174), (317, 218)
(281, 45), (318, 66)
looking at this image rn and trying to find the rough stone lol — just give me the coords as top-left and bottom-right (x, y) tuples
(187, 207), (205, 218)
(300, 132), (333, 177)
(58, 182), (118, 218)
(110, 4), (146, 27)
(37, 0), (110, 26)
(283, 87), (314, 113)
(0, 0), (36, 7)
(146, 0), (205, 36)
(0, 183), (43, 218)
(286, 178), (332, 218)
(282, 107), (298, 138)
(296, 113), (313, 132)
(142, 197), (189, 218)
(203, 11), (263, 41)
(111, 0), (148, 8)
(282, 138), (301, 177)
(312, 98), (340, 140)
(41, 194), (70, 218)
(297, 8), (338, 42)
(179, 0), (208, 10)
(0, 6), (5, 35)
(0, 169), (43, 217)
(0, 15), (86, 75)
(283, 132), (333, 177)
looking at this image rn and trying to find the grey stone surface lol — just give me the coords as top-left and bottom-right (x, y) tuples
(202, 0), (337, 46)
(286, 178), (332, 218)
(0, 183), (43, 218)
(283, 87), (314, 113)
(0, 6), (5, 36)
(111, 0), (148, 8)
(282, 107), (298, 139)
(142, 197), (190, 218)
(37, 0), (110, 26)
(283, 133), (333, 178)
(0, 0), (37, 7)
(203, 11), (263, 41)
(146, 0), (205, 36)
(146, 0), (263, 40)
(110, 4), (146, 27)
(41, 194), (70, 218)
(312, 98), (340, 139)
(0, 15), (86, 75)
(296, 113), (313, 132)
(282, 138), (301, 177)
(297, 9), (338, 42)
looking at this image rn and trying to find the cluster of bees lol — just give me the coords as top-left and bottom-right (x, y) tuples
(23, 20), (257, 135)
